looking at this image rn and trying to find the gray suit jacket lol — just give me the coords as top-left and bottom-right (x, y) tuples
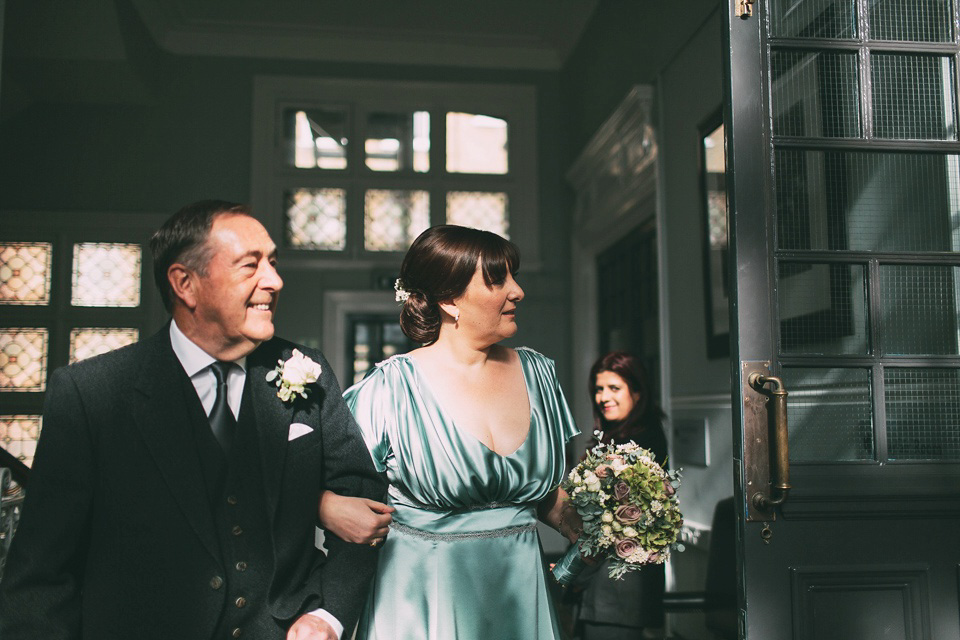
(0, 327), (386, 640)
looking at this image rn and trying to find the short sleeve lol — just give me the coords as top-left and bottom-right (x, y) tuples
(342, 367), (393, 473)
(517, 347), (581, 444)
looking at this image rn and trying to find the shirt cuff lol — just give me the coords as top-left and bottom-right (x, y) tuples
(306, 609), (344, 640)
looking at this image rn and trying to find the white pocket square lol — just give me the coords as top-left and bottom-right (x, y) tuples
(288, 422), (314, 441)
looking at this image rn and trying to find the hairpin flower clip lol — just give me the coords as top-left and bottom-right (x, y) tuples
(265, 349), (322, 402)
(394, 278), (411, 303)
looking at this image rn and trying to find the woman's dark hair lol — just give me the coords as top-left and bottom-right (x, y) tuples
(398, 225), (520, 344)
(149, 200), (251, 312)
(589, 351), (664, 443)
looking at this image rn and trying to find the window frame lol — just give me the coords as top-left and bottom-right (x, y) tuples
(251, 76), (540, 268)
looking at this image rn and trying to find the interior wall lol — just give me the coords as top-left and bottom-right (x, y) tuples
(0, 5), (573, 389)
(562, 4), (728, 633)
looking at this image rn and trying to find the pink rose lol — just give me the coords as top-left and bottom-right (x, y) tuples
(595, 465), (612, 478)
(615, 538), (639, 559)
(606, 453), (624, 463)
(663, 481), (676, 497)
(615, 504), (643, 524)
(613, 481), (630, 501)
(649, 552), (661, 563)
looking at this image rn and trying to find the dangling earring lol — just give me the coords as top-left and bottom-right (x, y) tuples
(454, 310), (460, 323)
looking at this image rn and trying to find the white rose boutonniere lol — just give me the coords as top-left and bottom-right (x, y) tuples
(265, 349), (322, 402)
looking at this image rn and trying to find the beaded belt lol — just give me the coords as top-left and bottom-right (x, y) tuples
(390, 520), (538, 541)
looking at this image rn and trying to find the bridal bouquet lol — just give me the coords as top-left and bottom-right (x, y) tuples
(554, 432), (684, 583)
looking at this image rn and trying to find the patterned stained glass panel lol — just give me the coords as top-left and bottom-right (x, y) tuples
(872, 53), (955, 140)
(775, 150), (960, 252)
(284, 107), (349, 170)
(446, 113), (509, 174)
(781, 367), (874, 461)
(365, 111), (430, 173)
(0, 415), (41, 467)
(285, 188), (347, 250)
(71, 243), (142, 308)
(364, 190), (430, 251)
(870, 0), (953, 43)
(778, 262), (868, 355)
(885, 368), (960, 460)
(0, 329), (48, 392)
(0, 243), (52, 305)
(769, 0), (857, 39)
(446, 192), (509, 238)
(880, 265), (960, 355)
(772, 50), (860, 138)
(69, 328), (139, 364)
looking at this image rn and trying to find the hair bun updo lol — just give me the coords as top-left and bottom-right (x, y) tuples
(397, 225), (520, 345)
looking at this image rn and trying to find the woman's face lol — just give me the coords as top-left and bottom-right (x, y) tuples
(453, 262), (524, 344)
(594, 370), (641, 423)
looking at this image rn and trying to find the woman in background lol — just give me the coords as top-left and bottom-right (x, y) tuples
(575, 351), (668, 640)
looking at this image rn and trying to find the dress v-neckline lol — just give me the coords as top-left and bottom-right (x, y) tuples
(402, 350), (535, 459)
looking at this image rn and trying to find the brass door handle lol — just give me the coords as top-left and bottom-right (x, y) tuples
(747, 372), (791, 511)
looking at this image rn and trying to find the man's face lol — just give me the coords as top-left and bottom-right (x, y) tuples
(190, 214), (282, 358)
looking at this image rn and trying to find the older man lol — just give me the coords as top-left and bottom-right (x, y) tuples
(0, 201), (387, 640)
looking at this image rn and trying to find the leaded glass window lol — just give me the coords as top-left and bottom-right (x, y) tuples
(286, 188), (347, 250)
(0, 243), (52, 306)
(0, 329), (48, 392)
(446, 191), (509, 237)
(71, 243), (142, 308)
(364, 190), (430, 251)
(69, 328), (139, 364)
(0, 415), (41, 467)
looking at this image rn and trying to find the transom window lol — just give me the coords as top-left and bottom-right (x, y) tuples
(252, 77), (539, 265)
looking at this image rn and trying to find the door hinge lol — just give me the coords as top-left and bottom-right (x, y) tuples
(736, 0), (754, 19)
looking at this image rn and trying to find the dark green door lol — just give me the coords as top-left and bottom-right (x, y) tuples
(725, 0), (960, 638)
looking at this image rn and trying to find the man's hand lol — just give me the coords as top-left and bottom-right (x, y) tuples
(287, 613), (338, 640)
(318, 490), (393, 545)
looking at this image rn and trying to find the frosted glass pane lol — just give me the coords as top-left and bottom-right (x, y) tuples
(0, 329), (48, 392)
(364, 190), (430, 251)
(446, 191), (509, 238)
(0, 415), (42, 467)
(0, 242), (52, 306)
(69, 328), (139, 364)
(285, 188), (347, 250)
(885, 368), (960, 460)
(872, 53), (956, 140)
(446, 112), (508, 174)
(71, 243), (142, 308)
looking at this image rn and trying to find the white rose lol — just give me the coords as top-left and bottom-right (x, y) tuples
(623, 526), (638, 538)
(601, 511), (614, 523)
(601, 525), (613, 536)
(281, 349), (322, 386)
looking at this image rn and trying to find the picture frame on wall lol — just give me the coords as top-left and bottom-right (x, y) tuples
(699, 108), (729, 359)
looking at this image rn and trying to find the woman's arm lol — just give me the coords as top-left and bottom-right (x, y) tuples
(537, 487), (582, 543)
(318, 490), (394, 545)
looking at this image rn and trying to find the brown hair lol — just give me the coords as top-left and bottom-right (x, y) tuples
(398, 225), (520, 344)
(589, 351), (664, 442)
(149, 200), (252, 312)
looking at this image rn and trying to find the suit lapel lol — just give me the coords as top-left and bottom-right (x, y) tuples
(132, 329), (219, 560)
(247, 344), (294, 520)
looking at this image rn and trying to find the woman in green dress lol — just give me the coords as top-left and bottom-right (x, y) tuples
(319, 225), (583, 640)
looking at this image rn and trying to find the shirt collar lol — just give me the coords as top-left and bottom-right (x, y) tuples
(169, 320), (247, 377)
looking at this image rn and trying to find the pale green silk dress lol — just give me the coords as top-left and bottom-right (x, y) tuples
(343, 347), (579, 640)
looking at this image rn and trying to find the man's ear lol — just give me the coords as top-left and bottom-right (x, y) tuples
(168, 264), (199, 310)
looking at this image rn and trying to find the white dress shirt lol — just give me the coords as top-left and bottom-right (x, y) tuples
(168, 321), (344, 639)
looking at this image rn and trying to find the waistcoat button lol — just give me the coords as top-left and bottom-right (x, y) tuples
(232, 525), (243, 536)
(209, 576), (223, 590)
(236, 561), (248, 572)
(235, 596), (247, 608)
(232, 627), (242, 638)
